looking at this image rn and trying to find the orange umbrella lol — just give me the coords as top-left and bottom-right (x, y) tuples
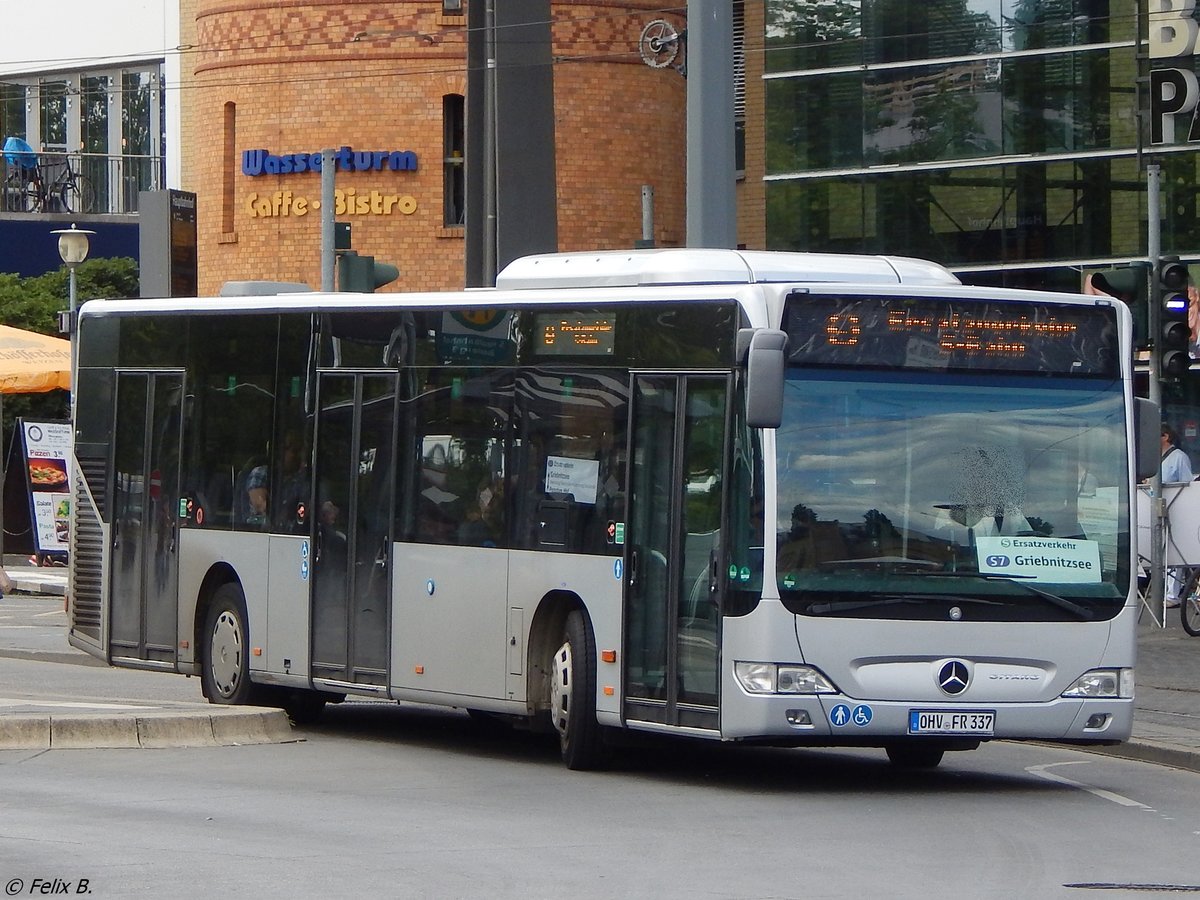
(0, 325), (70, 393)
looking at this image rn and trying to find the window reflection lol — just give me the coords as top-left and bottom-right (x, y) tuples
(766, 156), (1145, 266)
(765, 0), (1127, 73)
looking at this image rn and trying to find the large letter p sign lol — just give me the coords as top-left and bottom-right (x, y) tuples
(1151, 68), (1200, 144)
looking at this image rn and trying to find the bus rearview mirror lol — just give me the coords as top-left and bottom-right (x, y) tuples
(746, 328), (788, 429)
(1134, 397), (1160, 482)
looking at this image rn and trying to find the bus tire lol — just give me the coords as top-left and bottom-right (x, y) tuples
(885, 743), (945, 769)
(201, 582), (262, 705)
(549, 609), (608, 770)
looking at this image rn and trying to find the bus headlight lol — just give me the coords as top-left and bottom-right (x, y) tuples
(735, 662), (838, 695)
(1061, 668), (1133, 699)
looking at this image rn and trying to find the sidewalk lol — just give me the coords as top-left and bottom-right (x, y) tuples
(3, 552), (67, 598)
(0, 562), (294, 750)
(1098, 615), (1200, 772)
(1, 564), (1198, 766)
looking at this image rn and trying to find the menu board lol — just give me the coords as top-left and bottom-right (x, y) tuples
(22, 420), (72, 556)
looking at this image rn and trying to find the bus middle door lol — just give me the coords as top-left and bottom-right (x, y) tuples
(311, 371), (397, 688)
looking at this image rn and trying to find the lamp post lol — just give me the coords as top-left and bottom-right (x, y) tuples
(51, 224), (94, 396)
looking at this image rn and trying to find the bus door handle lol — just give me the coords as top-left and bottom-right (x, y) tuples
(628, 547), (639, 587)
(374, 537), (389, 568)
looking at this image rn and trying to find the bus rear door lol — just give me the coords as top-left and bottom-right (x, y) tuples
(109, 370), (184, 667)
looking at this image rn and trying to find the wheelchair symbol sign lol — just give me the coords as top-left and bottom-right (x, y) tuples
(831, 704), (873, 727)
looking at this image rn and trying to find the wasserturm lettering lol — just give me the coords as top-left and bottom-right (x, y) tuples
(242, 146), (418, 176)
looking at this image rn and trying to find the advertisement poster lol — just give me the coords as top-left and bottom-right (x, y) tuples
(22, 420), (72, 557)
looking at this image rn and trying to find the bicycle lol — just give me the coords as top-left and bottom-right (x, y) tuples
(3, 136), (95, 214)
(1179, 567), (1200, 636)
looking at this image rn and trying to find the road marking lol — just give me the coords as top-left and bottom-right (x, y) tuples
(1026, 761), (1153, 810)
(0, 699), (156, 710)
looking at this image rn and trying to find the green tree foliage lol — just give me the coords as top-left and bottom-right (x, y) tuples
(0, 256), (139, 432)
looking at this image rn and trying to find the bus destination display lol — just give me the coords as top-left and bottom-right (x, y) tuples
(535, 312), (616, 356)
(784, 295), (1118, 376)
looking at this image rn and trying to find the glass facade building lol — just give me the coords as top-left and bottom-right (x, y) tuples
(761, 0), (1200, 292)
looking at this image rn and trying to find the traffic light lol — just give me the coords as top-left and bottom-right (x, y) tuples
(336, 250), (400, 292)
(1158, 257), (1193, 379)
(1086, 266), (1148, 349)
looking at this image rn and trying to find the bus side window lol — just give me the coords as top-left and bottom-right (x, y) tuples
(512, 371), (628, 553)
(410, 369), (512, 547)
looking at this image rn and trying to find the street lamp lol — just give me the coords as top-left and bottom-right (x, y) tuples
(51, 224), (95, 393)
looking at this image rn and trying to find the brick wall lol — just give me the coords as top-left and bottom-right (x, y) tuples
(181, 1), (687, 295)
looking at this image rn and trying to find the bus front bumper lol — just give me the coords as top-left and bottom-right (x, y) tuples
(719, 693), (1134, 745)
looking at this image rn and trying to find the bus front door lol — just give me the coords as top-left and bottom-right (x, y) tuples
(624, 374), (730, 731)
(109, 370), (184, 667)
(311, 372), (397, 687)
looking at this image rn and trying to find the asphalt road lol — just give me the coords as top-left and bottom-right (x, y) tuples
(2, 592), (1200, 897)
(2, 713), (1199, 899)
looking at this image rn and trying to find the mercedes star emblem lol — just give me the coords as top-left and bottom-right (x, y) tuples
(938, 660), (970, 695)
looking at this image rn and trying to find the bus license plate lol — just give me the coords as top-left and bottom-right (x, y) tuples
(908, 710), (995, 735)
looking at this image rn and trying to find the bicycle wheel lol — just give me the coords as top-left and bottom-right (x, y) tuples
(4, 172), (41, 211)
(60, 174), (95, 213)
(1183, 582), (1200, 637)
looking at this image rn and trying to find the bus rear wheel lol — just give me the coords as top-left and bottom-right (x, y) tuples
(549, 609), (608, 770)
(202, 583), (262, 705)
(885, 743), (945, 769)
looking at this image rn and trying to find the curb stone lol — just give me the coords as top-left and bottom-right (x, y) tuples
(0, 708), (296, 750)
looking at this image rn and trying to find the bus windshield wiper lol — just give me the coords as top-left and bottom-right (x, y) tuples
(916, 572), (1095, 621)
(806, 594), (1001, 616)
(818, 556), (942, 573)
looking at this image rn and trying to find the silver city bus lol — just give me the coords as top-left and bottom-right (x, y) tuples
(67, 249), (1157, 768)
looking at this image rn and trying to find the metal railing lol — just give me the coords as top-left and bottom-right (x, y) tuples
(2, 150), (163, 215)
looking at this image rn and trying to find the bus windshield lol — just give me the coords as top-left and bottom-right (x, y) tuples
(776, 296), (1129, 622)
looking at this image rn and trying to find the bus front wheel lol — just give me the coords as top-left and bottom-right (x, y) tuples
(202, 583), (261, 705)
(549, 609), (608, 770)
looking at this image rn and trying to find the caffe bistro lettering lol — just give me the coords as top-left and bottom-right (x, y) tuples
(1150, 1), (1200, 144)
(246, 189), (418, 218)
(242, 146), (418, 176)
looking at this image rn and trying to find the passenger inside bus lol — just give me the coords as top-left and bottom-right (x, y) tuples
(273, 431), (311, 531)
(237, 464), (269, 529)
(457, 474), (504, 546)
